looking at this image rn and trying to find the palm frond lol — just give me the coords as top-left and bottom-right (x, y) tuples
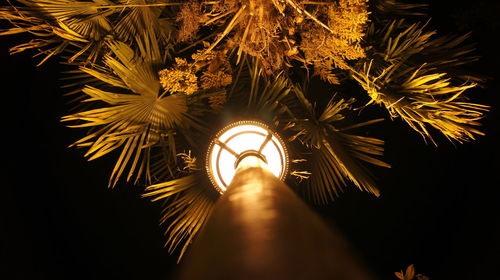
(63, 87), (187, 186)
(366, 19), (482, 82)
(290, 87), (390, 204)
(113, 0), (175, 58)
(1, 0), (177, 64)
(418, 33), (483, 83)
(371, 0), (428, 17)
(352, 61), (488, 144)
(354, 20), (488, 144)
(143, 173), (218, 262)
(1, 0), (116, 64)
(61, 34), (196, 186)
(246, 58), (293, 120)
(105, 39), (161, 96)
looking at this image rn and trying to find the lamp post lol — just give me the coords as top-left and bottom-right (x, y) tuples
(180, 121), (373, 280)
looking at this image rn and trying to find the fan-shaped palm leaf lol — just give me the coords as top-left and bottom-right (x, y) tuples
(246, 58), (293, 119)
(290, 86), (390, 204)
(62, 33), (199, 186)
(112, 0), (175, 59)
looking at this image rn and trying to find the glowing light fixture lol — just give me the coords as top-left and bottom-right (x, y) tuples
(206, 121), (289, 193)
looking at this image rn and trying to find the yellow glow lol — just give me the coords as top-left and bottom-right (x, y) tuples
(207, 121), (288, 193)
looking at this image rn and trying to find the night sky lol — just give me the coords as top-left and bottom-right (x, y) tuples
(2, 1), (499, 279)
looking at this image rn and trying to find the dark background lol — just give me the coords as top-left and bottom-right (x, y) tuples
(2, 1), (499, 279)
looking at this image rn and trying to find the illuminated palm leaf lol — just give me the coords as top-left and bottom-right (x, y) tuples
(114, 0), (172, 42)
(0, 0), (176, 64)
(246, 58), (293, 120)
(352, 62), (488, 144)
(62, 33), (197, 186)
(353, 20), (489, 144)
(113, 0), (175, 58)
(367, 19), (481, 77)
(290, 86), (390, 204)
(0, 0), (115, 64)
(143, 173), (218, 261)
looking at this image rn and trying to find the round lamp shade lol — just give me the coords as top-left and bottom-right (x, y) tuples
(206, 121), (289, 193)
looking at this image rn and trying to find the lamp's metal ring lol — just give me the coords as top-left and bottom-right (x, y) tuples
(234, 150), (267, 169)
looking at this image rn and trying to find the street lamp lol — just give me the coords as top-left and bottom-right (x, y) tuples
(206, 121), (289, 193)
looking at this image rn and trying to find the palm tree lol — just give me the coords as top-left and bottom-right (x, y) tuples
(0, 0), (488, 263)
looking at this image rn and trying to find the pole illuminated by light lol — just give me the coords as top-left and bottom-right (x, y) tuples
(206, 121), (289, 193)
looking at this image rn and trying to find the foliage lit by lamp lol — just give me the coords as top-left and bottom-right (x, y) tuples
(0, 0), (489, 266)
(206, 121), (289, 193)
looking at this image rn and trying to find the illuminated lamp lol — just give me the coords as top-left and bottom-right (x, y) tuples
(206, 121), (289, 193)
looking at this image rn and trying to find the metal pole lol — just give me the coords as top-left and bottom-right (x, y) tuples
(180, 156), (373, 280)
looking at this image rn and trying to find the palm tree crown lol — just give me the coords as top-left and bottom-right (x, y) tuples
(0, 0), (489, 260)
